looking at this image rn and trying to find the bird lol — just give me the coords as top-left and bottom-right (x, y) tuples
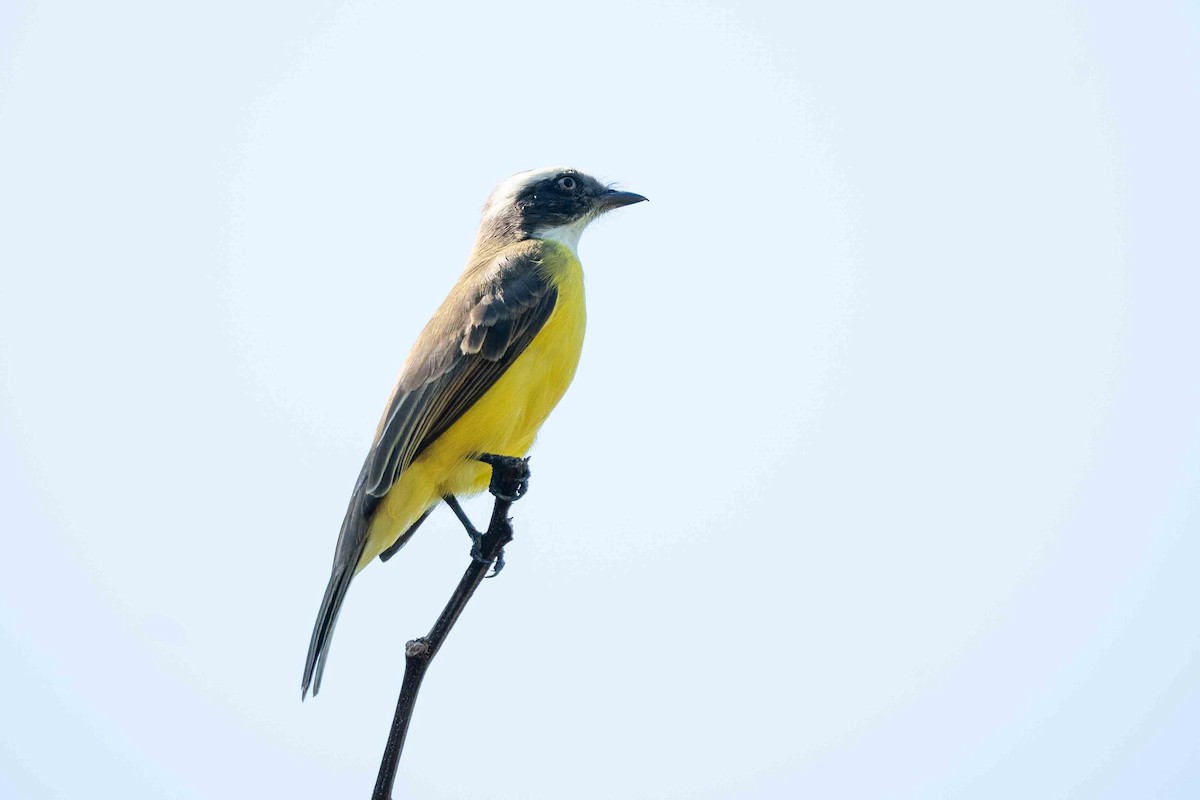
(302, 167), (646, 698)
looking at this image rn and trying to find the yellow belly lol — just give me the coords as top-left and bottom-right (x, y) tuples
(355, 243), (586, 570)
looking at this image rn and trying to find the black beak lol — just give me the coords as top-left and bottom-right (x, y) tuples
(596, 188), (648, 212)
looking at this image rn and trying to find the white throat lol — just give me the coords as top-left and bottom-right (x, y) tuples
(533, 216), (591, 256)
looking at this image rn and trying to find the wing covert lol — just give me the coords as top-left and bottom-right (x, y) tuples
(363, 242), (558, 499)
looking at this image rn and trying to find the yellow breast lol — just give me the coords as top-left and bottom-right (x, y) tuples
(434, 239), (586, 481)
(357, 241), (586, 568)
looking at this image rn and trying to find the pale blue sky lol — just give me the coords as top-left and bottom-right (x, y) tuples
(2, 1), (1198, 798)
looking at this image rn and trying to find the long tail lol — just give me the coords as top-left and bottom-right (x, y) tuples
(302, 466), (372, 699)
(301, 562), (353, 698)
(302, 463), (443, 697)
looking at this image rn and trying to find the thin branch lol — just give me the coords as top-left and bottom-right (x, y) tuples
(371, 456), (527, 800)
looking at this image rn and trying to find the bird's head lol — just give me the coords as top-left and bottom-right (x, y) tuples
(478, 166), (646, 252)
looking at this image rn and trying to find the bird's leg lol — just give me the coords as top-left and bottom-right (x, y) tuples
(441, 454), (530, 578)
(442, 494), (488, 558)
(442, 495), (480, 540)
(477, 453), (531, 502)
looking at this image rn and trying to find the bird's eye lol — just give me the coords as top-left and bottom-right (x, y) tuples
(557, 176), (577, 191)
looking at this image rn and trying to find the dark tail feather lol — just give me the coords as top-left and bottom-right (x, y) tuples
(302, 561), (354, 699)
(301, 467), (442, 697)
(303, 500), (435, 697)
(302, 467), (373, 700)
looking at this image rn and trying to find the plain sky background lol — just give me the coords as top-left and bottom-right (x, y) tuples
(2, 1), (1198, 797)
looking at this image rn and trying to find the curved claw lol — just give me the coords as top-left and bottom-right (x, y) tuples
(484, 549), (506, 578)
(469, 534), (505, 578)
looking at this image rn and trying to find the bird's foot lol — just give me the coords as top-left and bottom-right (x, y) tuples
(446, 493), (506, 577)
(469, 533), (505, 578)
(477, 454), (530, 502)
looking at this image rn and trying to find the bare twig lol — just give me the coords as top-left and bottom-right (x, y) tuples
(371, 456), (527, 800)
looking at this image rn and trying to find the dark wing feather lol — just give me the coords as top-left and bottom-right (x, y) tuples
(303, 241), (557, 698)
(363, 243), (557, 498)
